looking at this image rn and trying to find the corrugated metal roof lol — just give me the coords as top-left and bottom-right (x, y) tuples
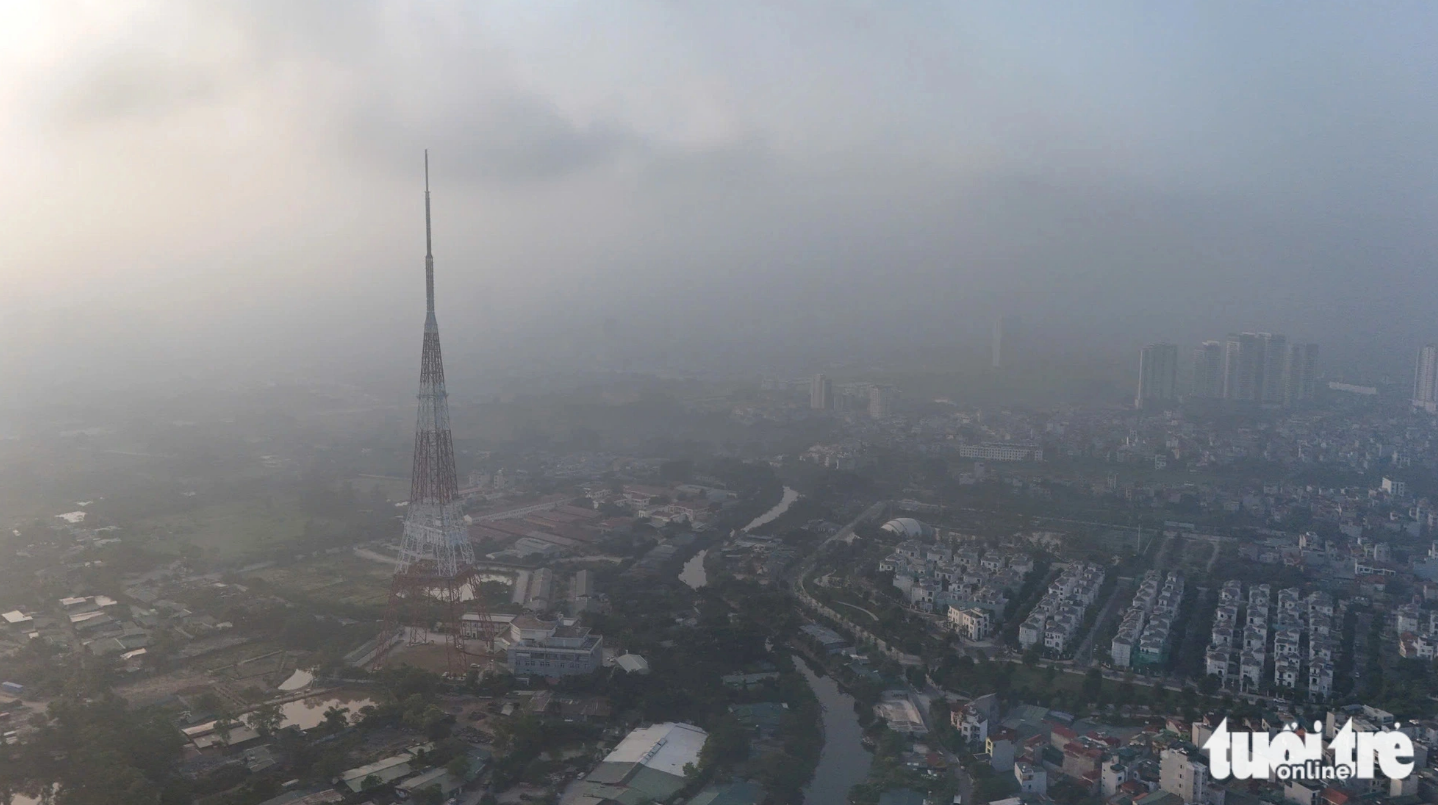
(601, 722), (707, 778)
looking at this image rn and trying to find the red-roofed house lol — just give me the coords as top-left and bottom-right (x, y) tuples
(1052, 725), (1078, 751)
(1321, 788), (1350, 805)
(1063, 745), (1104, 780)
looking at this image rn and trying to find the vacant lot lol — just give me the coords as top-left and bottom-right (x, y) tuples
(248, 552), (392, 610)
(133, 497), (333, 560)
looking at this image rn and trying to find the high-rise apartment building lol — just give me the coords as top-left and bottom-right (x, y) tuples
(1222, 333), (1262, 401)
(1221, 332), (1292, 404)
(1415, 345), (1438, 414)
(1258, 333), (1287, 404)
(1192, 342), (1224, 398)
(810, 374), (833, 410)
(1283, 343), (1318, 406)
(1136, 343), (1179, 409)
(869, 385), (894, 419)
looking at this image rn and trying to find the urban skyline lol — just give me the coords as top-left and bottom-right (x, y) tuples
(3, 6), (1438, 805)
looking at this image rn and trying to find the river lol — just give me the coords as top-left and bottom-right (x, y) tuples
(679, 549), (708, 590)
(743, 486), (799, 533)
(793, 655), (872, 804)
(679, 486), (799, 590)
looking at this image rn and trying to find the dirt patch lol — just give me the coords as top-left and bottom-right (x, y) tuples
(114, 669), (213, 708)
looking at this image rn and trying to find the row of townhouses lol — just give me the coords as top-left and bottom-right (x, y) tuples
(1019, 561), (1105, 655)
(1110, 570), (1185, 669)
(880, 540), (1032, 617)
(1203, 582), (1336, 696)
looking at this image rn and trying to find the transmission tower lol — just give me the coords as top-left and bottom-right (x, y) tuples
(374, 152), (495, 675)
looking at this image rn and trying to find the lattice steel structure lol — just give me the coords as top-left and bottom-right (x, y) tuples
(376, 153), (492, 673)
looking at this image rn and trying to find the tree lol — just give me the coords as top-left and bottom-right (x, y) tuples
(698, 716), (749, 770)
(11, 697), (183, 805)
(361, 774), (382, 791)
(321, 705), (350, 733)
(213, 714), (238, 744)
(1198, 674), (1220, 696)
(247, 703), (284, 738)
(445, 755), (471, 780)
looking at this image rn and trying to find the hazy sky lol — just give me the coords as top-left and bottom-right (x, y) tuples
(3, 2), (1437, 400)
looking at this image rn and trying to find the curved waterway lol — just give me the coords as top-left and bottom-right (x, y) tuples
(680, 486), (798, 590)
(793, 655), (872, 804)
(743, 486), (799, 533)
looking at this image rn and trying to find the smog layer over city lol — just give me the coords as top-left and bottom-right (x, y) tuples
(2, 4), (1438, 805)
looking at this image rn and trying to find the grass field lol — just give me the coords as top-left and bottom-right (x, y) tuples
(133, 497), (331, 560)
(248, 553), (392, 610)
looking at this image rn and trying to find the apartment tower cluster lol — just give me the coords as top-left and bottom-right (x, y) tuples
(1140, 333), (1317, 409)
(1197, 333), (1318, 404)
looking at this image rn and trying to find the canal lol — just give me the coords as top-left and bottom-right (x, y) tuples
(743, 486), (799, 533)
(793, 655), (872, 804)
(681, 485), (799, 590)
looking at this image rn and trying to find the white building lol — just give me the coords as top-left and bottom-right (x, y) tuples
(948, 606), (992, 641)
(953, 706), (989, 745)
(1015, 762), (1047, 795)
(502, 614), (603, 677)
(1102, 762), (1128, 798)
(1161, 749), (1223, 805)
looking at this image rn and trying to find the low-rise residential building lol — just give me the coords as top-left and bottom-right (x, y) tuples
(987, 727), (1017, 772)
(1023, 562), (1105, 655)
(1160, 748), (1223, 805)
(883, 537), (1029, 617)
(1114, 571), (1183, 668)
(948, 606), (992, 641)
(1015, 762), (1048, 795)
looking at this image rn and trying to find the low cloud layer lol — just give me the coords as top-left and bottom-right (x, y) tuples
(2, 2), (1436, 403)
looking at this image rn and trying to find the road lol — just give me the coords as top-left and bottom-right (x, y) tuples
(1073, 576), (1133, 666)
(830, 599), (880, 623)
(830, 501), (889, 546)
(909, 679), (972, 805)
(791, 499), (887, 590)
